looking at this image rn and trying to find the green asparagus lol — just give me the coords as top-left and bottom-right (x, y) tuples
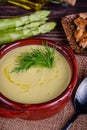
(0, 21), (46, 34)
(0, 10), (50, 31)
(0, 22), (56, 45)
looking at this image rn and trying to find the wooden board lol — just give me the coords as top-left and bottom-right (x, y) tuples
(0, 1), (87, 54)
(0, 2), (32, 18)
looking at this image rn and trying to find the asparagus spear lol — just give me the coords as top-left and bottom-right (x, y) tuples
(0, 10), (50, 31)
(0, 20), (47, 34)
(0, 22), (56, 45)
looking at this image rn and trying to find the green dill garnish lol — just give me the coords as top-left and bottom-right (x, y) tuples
(11, 45), (56, 73)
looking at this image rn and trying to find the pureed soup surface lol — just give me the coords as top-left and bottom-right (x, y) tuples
(0, 45), (71, 104)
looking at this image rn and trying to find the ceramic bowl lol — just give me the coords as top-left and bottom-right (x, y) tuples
(0, 38), (78, 120)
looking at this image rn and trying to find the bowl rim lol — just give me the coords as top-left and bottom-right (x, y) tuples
(0, 38), (78, 109)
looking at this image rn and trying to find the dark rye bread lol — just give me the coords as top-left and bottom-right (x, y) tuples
(61, 13), (87, 54)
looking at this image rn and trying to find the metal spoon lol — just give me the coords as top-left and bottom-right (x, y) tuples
(62, 77), (87, 130)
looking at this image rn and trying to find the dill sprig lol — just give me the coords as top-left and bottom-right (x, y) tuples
(11, 45), (56, 73)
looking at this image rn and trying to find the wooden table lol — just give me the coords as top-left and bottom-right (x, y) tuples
(0, 0), (87, 130)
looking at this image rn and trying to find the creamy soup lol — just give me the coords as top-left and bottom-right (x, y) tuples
(0, 45), (71, 104)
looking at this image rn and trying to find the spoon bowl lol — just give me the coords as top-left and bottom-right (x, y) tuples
(74, 77), (87, 114)
(62, 77), (87, 130)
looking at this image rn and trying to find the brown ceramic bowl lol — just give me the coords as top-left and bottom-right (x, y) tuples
(0, 38), (78, 120)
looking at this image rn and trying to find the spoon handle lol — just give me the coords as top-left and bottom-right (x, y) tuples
(61, 112), (79, 130)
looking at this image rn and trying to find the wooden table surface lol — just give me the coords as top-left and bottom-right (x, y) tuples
(0, 0), (87, 44)
(0, 0), (87, 130)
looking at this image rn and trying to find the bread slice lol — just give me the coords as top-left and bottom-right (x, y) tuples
(61, 13), (87, 54)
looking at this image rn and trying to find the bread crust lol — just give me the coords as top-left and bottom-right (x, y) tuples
(61, 13), (87, 53)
